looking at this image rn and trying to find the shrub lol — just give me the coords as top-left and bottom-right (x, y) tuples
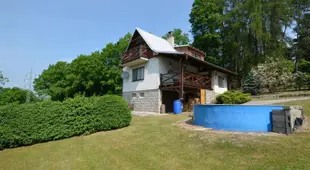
(249, 59), (294, 93)
(0, 95), (131, 150)
(216, 91), (251, 104)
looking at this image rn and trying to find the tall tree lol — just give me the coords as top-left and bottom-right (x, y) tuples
(34, 33), (132, 101)
(190, 0), (225, 65)
(189, 0), (305, 85)
(162, 28), (191, 45)
(34, 61), (69, 101)
(294, 13), (310, 71)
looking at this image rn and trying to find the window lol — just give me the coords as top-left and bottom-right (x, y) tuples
(218, 76), (224, 88)
(132, 93), (137, 98)
(132, 67), (144, 81)
(140, 93), (144, 98)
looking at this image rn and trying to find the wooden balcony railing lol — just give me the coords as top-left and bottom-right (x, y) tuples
(121, 44), (149, 64)
(160, 71), (211, 90)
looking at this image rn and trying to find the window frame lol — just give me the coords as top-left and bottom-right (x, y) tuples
(132, 66), (144, 82)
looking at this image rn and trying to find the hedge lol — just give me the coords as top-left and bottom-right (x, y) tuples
(0, 95), (131, 150)
(216, 91), (251, 104)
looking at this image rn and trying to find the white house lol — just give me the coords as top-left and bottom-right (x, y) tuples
(121, 28), (236, 113)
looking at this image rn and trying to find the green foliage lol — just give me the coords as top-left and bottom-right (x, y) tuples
(189, 0), (310, 83)
(0, 71), (8, 86)
(162, 28), (191, 45)
(216, 91), (251, 104)
(299, 59), (310, 73)
(34, 33), (132, 101)
(189, 0), (224, 65)
(249, 59), (294, 93)
(243, 72), (259, 95)
(294, 13), (310, 71)
(0, 87), (39, 106)
(0, 95), (131, 149)
(293, 71), (309, 90)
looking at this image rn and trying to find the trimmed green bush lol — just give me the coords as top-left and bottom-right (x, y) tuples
(216, 91), (251, 104)
(0, 95), (131, 150)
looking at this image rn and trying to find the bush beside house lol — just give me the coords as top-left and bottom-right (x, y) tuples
(0, 95), (131, 150)
(216, 91), (251, 104)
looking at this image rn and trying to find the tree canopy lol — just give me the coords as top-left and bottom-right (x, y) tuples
(0, 87), (39, 106)
(34, 33), (132, 101)
(162, 28), (191, 45)
(189, 0), (310, 83)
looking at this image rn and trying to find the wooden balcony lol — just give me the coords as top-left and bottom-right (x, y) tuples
(160, 71), (211, 92)
(121, 44), (151, 66)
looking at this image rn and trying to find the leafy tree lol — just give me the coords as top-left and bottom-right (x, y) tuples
(34, 61), (69, 101)
(34, 33), (132, 101)
(299, 59), (310, 73)
(189, 0), (309, 86)
(0, 71), (8, 86)
(294, 13), (310, 71)
(189, 0), (224, 65)
(0, 87), (39, 106)
(162, 28), (191, 45)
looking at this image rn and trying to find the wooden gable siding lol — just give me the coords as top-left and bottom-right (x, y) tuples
(121, 31), (153, 64)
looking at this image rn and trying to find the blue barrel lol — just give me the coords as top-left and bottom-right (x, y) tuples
(173, 100), (182, 114)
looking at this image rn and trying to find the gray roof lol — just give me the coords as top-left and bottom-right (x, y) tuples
(135, 28), (183, 54)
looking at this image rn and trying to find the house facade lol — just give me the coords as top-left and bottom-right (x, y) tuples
(121, 28), (236, 113)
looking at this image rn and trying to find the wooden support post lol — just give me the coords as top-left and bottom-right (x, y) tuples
(179, 59), (184, 99)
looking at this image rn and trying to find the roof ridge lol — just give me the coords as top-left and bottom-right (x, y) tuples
(134, 27), (180, 54)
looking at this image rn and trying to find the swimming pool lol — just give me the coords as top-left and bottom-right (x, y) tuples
(193, 104), (285, 132)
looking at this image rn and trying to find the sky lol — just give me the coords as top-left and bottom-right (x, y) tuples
(0, 0), (193, 88)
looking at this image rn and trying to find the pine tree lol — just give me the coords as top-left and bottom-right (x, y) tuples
(243, 71), (258, 95)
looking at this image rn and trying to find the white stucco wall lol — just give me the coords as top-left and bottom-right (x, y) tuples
(122, 58), (160, 92)
(212, 71), (228, 94)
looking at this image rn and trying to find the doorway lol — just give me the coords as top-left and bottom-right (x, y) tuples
(161, 90), (179, 113)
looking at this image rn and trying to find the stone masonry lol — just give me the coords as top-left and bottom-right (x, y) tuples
(205, 89), (216, 104)
(123, 89), (161, 113)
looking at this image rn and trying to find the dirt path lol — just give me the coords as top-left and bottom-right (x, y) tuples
(244, 97), (310, 105)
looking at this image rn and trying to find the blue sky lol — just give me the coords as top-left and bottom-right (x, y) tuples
(0, 0), (193, 88)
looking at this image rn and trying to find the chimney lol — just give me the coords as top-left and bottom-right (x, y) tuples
(167, 31), (175, 47)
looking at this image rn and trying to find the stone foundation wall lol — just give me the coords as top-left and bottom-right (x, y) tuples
(123, 89), (161, 113)
(205, 90), (216, 104)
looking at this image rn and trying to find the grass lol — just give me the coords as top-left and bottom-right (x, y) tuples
(0, 100), (309, 170)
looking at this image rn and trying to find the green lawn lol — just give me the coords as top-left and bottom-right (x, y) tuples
(0, 100), (310, 170)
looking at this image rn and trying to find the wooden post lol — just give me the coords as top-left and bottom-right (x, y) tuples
(179, 59), (184, 99)
(200, 89), (205, 104)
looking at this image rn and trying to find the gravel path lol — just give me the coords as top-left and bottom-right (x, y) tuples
(244, 97), (310, 105)
(132, 111), (168, 116)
